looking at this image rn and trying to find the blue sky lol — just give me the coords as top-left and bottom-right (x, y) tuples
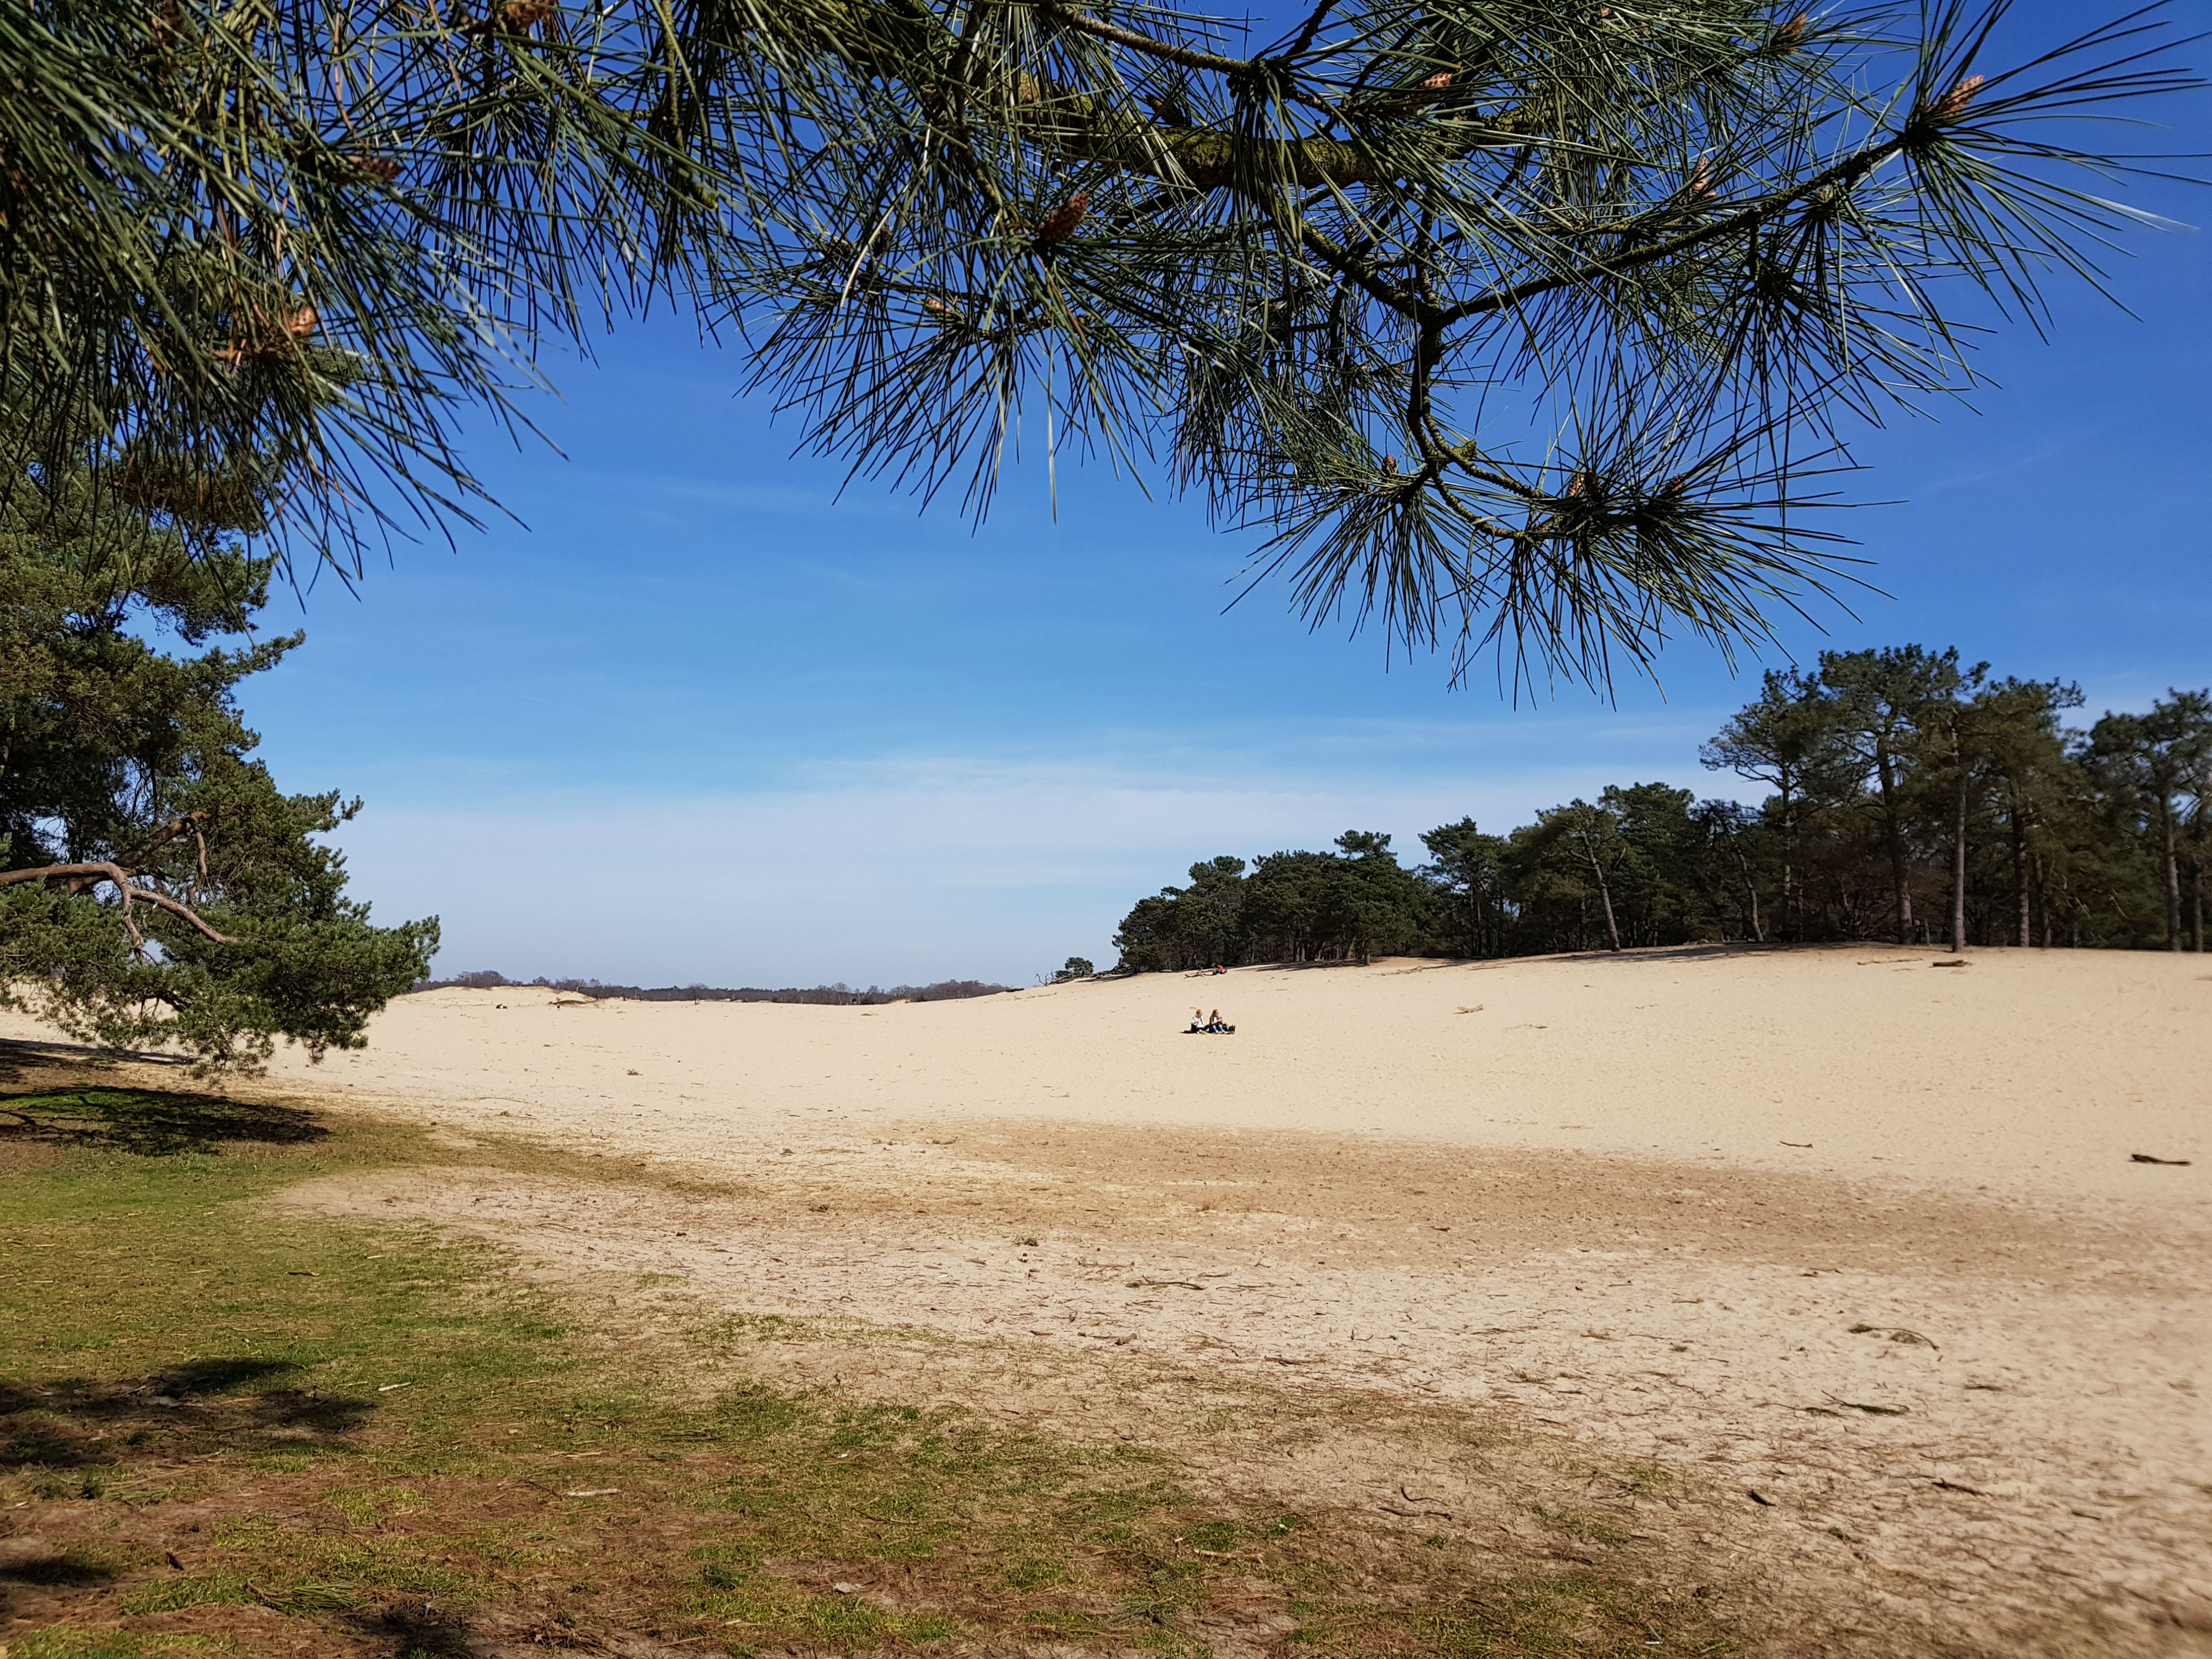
(248, 6), (2211, 987)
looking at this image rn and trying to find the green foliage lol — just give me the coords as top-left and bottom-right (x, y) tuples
(0, 0), (2193, 676)
(2084, 691), (2212, 950)
(1052, 956), (1097, 982)
(1116, 834), (1431, 968)
(0, 445), (436, 1067)
(1110, 649), (2212, 964)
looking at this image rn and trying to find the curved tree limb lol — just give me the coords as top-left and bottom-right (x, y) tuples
(0, 863), (236, 943)
(120, 810), (214, 870)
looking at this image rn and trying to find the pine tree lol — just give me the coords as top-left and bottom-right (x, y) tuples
(1699, 666), (1843, 938)
(1418, 816), (1508, 956)
(0, 434), (436, 1067)
(2088, 692), (2212, 951)
(1819, 646), (1964, 943)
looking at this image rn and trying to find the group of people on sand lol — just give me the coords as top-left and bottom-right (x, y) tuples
(1187, 1008), (1235, 1034)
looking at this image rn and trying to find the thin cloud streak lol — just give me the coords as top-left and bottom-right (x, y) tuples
(334, 743), (1757, 987)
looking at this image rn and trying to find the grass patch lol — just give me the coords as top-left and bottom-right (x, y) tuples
(12, 1630), (227, 1659)
(2, 1061), (1750, 1657)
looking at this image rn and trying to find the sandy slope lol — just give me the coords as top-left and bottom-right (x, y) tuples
(9, 942), (2211, 1650)
(265, 941), (2206, 1206)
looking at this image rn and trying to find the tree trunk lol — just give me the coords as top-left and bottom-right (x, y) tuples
(1580, 834), (1623, 952)
(2192, 858), (2204, 953)
(1736, 845), (1763, 943)
(1780, 782), (1797, 942)
(2011, 792), (2031, 947)
(1878, 745), (1912, 944)
(1949, 766), (1969, 953)
(2160, 797), (2183, 950)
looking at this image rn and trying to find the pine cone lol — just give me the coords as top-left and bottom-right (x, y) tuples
(461, 0), (551, 36)
(1915, 73), (1983, 128)
(1032, 192), (1089, 252)
(352, 155), (404, 182)
(1759, 13), (1807, 58)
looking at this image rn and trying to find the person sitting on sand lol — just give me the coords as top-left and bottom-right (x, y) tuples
(1206, 1009), (1227, 1032)
(1189, 1009), (1207, 1033)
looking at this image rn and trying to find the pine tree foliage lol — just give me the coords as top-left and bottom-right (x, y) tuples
(0, 0), (2195, 678)
(1109, 651), (2212, 967)
(0, 442), (437, 1067)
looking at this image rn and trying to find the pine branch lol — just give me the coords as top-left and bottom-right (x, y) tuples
(0, 863), (236, 943)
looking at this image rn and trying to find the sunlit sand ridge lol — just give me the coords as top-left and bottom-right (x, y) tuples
(269, 942), (2203, 1203)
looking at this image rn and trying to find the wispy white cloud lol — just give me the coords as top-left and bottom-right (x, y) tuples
(335, 727), (1751, 988)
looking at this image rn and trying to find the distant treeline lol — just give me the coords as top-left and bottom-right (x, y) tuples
(410, 971), (1013, 1005)
(1114, 648), (2210, 968)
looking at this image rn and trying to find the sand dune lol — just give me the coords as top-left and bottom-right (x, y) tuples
(10, 942), (2210, 1649)
(268, 941), (2208, 1207)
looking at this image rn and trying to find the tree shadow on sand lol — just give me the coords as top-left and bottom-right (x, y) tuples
(0, 1068), (328, 1156)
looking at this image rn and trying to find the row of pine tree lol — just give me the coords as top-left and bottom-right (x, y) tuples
(1112, 650), (2211, 968)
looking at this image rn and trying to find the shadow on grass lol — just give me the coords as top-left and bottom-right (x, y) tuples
(0, 1360), (377, 1474)
(340, 1598), (477, 1656)
(0, 1551), (118, 1589)
(0, 1082), (328, 1156)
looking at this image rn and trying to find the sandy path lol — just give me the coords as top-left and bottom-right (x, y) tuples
(10, 942), (2210, 1650)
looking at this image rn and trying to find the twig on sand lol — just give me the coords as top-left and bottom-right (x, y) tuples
(1828, 1396), (1909, 1416)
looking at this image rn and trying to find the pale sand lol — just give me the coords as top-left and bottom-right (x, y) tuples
(10, 941), (2211, 1650)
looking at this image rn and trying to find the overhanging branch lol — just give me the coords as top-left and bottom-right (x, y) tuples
(0, 863), (236, 943)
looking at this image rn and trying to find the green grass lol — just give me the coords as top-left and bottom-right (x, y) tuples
(1, 1071), (1747, 1657)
